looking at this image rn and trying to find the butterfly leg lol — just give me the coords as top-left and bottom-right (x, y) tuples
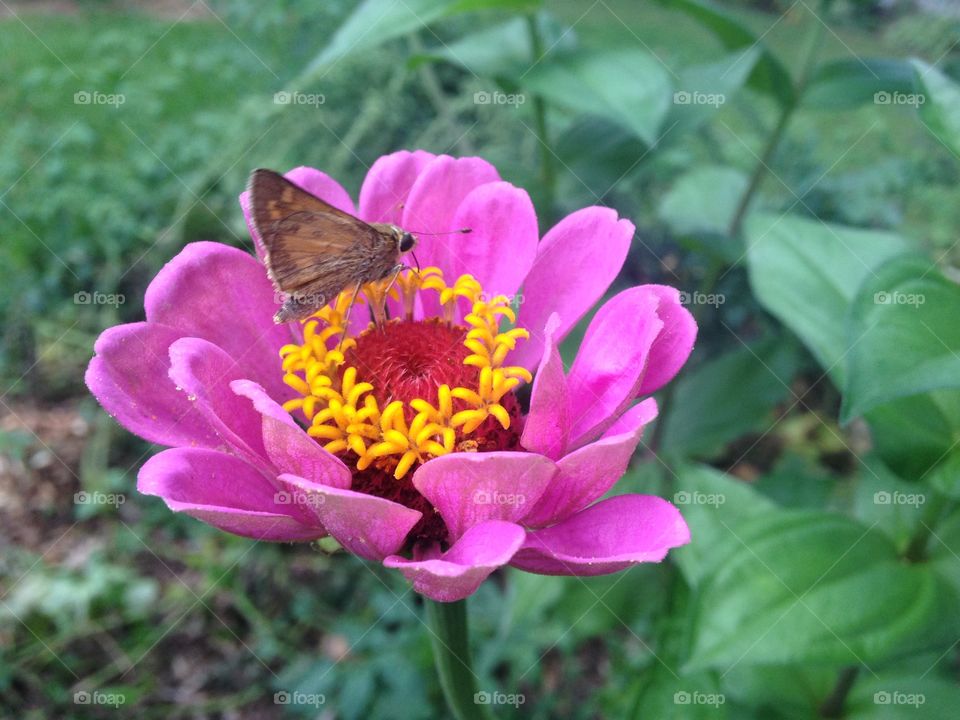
(337, 281), (364, 352)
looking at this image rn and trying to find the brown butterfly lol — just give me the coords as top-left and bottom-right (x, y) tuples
(247, 168), (419, 323)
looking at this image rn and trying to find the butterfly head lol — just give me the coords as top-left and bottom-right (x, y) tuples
(397, 228), (417, 255)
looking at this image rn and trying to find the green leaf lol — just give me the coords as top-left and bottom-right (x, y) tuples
(413, 12), (572, 78)
(929, 508), (960, 597)
(631, 669), (729, 719)
(552, 116), (647, 199)
(805, 58), (917, 110)
(927, 448), (960, 499)
(745, 213), (907, 385)
(666, 47), (761, 135)
(848, 455), (929, 551)
(658, 165), (749, 237)
(312, 0), (541, 69)
(846, 676), (960, 719)
(670, 464), (776, 585)
(656, 0), (794, 107)
(521, 47), (672, 145)
(865, 390), (960, 481)
(659, 334), (799, 457)
(841, 254), (960, 422)
(721, 664), (836, 718)
(913, 59), (960, 158)
(686, 510), (959, 671)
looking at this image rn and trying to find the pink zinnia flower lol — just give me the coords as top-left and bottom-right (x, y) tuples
(86, 151), (696, 602)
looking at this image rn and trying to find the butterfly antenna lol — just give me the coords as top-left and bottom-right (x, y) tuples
(405, 227), (472, 236)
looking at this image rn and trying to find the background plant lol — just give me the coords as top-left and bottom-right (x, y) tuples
(2, 0), (960, 717)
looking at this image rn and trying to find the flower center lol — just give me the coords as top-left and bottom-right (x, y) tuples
(277, 269), (531, 543)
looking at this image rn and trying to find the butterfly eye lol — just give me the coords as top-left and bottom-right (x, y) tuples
(399, 233), (417, 253)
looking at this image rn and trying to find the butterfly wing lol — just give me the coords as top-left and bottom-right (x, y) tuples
(247, 169), (388, 321)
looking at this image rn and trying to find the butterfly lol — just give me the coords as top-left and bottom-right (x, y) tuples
(247, 168), (418, 323)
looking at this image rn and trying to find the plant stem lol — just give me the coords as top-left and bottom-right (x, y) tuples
(904, 496), (954, 563)
(819, 665), (860, 718)
(526, 13), (557, 212)
(727, 1), (827, 238)
(425, 599), (489, 720)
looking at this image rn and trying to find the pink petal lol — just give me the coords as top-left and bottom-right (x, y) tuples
(522, 399), (658, 528)
(86, 322), (217, 448)
(261, 414), (352, 489)
(511, 208), (634, 370)
(412, 452), (557, 541)
(401, 155), (500, 296)
(446, 181), (538, 301)
(566, 287), (664, 446)
(231, 377), (352, 488)
(277, 473), (421, 561)
(230, 379), (297, 428)
(358, 150), (436, 224)
(520, 313), (570, 460)
(511, 494), (690, 576)
(384, 521), (526, 602)
(167, 337), (266, 461)
(240, 166), (356, 260)
(139, 448), (324, 541)
(637, 285), (697, 395)
(144, 242), (292, 403)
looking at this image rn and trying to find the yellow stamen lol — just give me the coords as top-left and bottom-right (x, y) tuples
(278, 268), (531, 478)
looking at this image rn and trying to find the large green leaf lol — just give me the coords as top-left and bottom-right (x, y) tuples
(521, 47), (672, 145)
(745, 213), (907, 385)
(670, 464), (776, 585)
(686, 510), (959, 671)
(841, 254), (960, 422)
(865, 390), (960, 481)
(847, 676), (960, 719)
(666, 47), (761, 136)
(659, 335), (799, 457)
(413, 12), (573, 78)
(913, 59), (960, 158)
(658, 165), (749, 237)
(656, 0), (794, 107)
(805, 58), (917, 110)
(929, 508), (960, 597)
(311, 0), (541, 69)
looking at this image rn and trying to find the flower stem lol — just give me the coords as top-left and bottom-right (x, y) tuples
(526, 13), (557, 213)
(726, 0), (827, 238)
(819, 665), (859, 718)
(425, 598), (489, 720)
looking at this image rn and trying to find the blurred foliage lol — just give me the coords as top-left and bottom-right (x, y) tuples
(3, 0), (960, 717)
